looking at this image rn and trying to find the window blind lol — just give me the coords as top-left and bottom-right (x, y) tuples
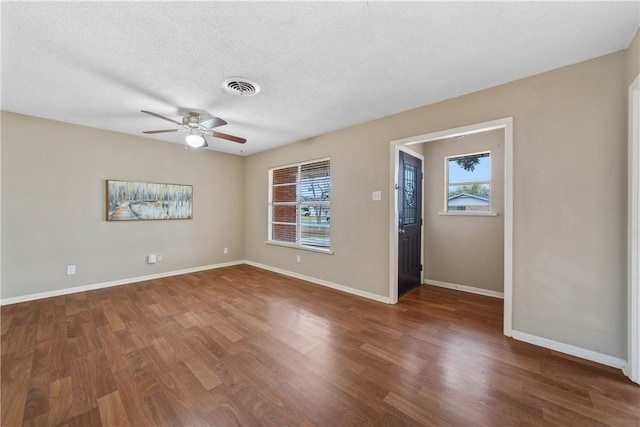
(269, 159), (331, 249)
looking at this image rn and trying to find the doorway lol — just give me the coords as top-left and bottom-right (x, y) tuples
(397, 150), (423, 296)
(389, 117), (514, 337)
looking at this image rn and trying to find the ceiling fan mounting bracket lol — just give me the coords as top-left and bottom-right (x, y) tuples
(183, 112), (202, 127)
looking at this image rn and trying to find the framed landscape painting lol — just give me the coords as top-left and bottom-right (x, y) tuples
(106, 180), (193, 221)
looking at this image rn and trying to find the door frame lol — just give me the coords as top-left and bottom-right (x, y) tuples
(626, 74), (640, 384)
(389, 117), (514, 337)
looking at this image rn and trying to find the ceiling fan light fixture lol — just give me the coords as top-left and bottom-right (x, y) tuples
(185, 131), (205, 148)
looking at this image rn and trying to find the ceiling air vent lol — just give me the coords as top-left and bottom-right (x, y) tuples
(222, 77), (260, 96)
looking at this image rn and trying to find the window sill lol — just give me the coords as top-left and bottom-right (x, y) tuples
(265, 240), (334, 255)
(438, 211), (499, 217)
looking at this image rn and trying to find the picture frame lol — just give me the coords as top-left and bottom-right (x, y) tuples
(106, 180), (193, 221)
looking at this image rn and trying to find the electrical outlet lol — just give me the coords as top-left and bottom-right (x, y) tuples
(66, 265), (76, 275)
(148, 254), (157, 264)
(224, 247), (229, 254)
(296, 255), (301, 263)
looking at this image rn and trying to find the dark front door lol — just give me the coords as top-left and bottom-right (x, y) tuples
(398, 150), (422, 296)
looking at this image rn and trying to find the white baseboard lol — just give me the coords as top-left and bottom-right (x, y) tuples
(0, 260), (245, 306)
(511, 330), (626, 370)
(2, 261), (627, 372)
(244, 260), (392, 304)
(1, 260), (391, 306)
(622, 363), (631, 379)
(424, 278), (504, 299)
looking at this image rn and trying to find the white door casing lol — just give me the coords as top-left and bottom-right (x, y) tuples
(626, 74), (640, 385)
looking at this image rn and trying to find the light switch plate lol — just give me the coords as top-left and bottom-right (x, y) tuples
(372, 191), (382, 201)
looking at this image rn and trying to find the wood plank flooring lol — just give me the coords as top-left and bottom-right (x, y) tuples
(2, 264), (639, 426)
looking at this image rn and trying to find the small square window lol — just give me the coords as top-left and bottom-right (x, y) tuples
(446, 152), (491, 213)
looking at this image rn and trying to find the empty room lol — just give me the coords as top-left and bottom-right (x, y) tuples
(2, 1), (640, 426)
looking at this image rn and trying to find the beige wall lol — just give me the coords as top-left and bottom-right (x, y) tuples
(244, 127), (392, 296)
(423, 130), (504, 292)
(244, 50), (628, 358)
(1, 112), (245, 299)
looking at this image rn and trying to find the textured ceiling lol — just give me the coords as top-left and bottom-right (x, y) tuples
(2, 1), (639, 156)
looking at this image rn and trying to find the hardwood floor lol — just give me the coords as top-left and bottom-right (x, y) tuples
(2, 264), (639, 426)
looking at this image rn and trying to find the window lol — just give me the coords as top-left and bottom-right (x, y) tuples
(269, 158), (331, 251)
(445, 151), (491, 213)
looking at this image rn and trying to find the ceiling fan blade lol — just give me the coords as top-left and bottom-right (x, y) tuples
(200, 134), (210, 148)
(212, 131), (246, 144)
(143, 129), (179, 134)
(141, 110), (182, 125)
(201, 117), (227, 129)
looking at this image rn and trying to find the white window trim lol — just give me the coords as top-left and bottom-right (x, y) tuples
(442, 150), (495, 216)
(438, 211), (499, 217)
(267, 157), (332, 253)
(264, 240), (334, 254)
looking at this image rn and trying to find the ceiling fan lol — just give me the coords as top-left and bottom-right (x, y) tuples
(141, 110), (246, 148)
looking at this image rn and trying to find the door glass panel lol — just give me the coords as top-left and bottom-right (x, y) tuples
(403, 163), (417, 225)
